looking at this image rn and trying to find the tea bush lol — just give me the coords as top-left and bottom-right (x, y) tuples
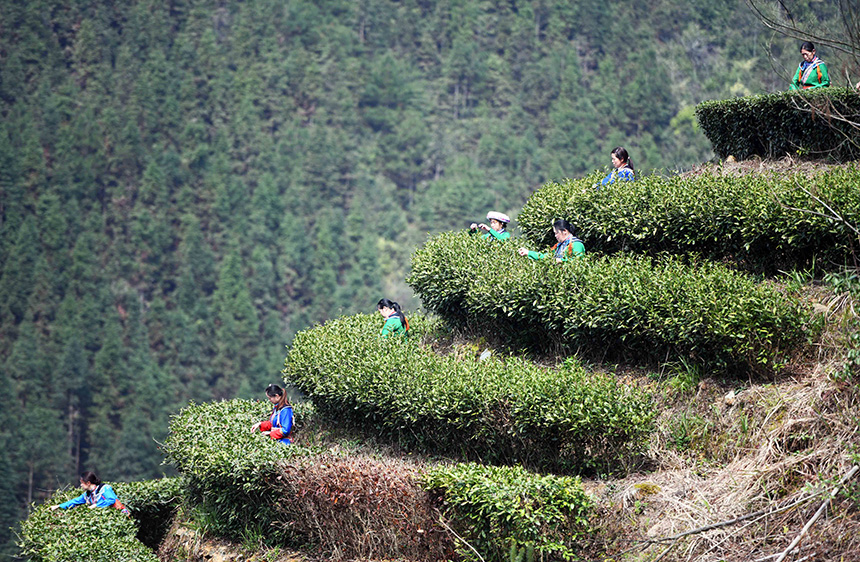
(162, 399), (311, 541)
(696, 87), (860, 161)
(422, 463), (592, 561)
(115, 478), (185, 549)
(517, 165), (860, 273)
(283, 312), (655, 473)
(19, 478), (183, 560)
(163, 399), (451, 559)
(19, 500), (157, 562)
(408, 232), (811, 373)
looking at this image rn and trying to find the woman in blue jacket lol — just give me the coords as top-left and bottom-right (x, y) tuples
(50, 471), (128, 513)
(251, 384), (294, 445)
(599, 146), (635, 187)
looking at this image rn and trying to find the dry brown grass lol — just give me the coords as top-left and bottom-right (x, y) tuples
(580, 283), (860, 562)
(270, 452), (453, 562)
(680, 156), (859, 179)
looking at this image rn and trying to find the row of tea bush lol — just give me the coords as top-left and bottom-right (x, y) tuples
(282, 312), (655, 474)
(517, 164), (860, 274)
(161, 399), (593, 561)
(19, 478), (182, 562)
(696, 87), (860, 161)
(408, 232), (812, 373)
(422, 462), (592, 560)
(22, 382), (602, 561)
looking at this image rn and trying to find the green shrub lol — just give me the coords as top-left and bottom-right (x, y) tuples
(115, 478), (185, 549)
(517, 166), (860, 274)
(162, 399), (310, 540)
(19, 501), (157, 562)
(283, 312), (655, 473)
(163, 399), (453, 560)
(408, 232), (811, 373)
(421, 463), (592, 561)
(19, 478), (184, 560)
(696, 87), (860, 161)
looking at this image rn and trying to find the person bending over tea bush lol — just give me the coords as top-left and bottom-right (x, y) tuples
(378, 298), (409, 338)
(250, 384), (294, 444)
(50, 471), (129, 514)
(518, 219), (585, 262)
(469, 211), (511, 241)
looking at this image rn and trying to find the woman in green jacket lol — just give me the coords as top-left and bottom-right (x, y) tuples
(470, 211), (511, 241)
(378, 298), (409, 338)
(517, 219), (584, 262)
(790, 41), (829, 90)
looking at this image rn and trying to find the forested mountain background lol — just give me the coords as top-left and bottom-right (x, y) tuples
(0, 0), (852, 556)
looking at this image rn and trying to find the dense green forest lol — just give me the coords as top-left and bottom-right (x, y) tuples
(0, 0), (853, 557)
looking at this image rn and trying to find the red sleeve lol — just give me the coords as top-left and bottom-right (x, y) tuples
(270, 428), (284, 440)
(260, 421), (272, 432)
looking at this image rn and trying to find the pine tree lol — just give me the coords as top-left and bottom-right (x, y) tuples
(86, 312), (127, 477)
(0, 361), (21, 558)
(211, 250), (258, 397)
(0, 215), (40, 324)
(5, 318), (65, 507)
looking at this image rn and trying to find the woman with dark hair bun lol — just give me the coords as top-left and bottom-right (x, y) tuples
(50, 471), (129, 514)
(790, 41), (829, 90)
(599, 146), (635, 187)
(377, 298), (409, 338)
(250, 384), (294, 445)
(517, 219), (584, 262)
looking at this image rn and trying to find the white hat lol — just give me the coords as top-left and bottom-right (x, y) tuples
(486, 211), (510, 223)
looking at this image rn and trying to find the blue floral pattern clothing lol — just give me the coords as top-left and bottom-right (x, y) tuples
(600, 166), (635, 187)
(260, 405), (294, 445)
(270, 405), (293, 445)
(525, 237), (585, 261)
(58, 484), (120, 509)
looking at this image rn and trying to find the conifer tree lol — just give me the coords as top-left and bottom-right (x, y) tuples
(87, 312), (127, 477)
(0, 215), (40, 324)
(5, 318), (65, 507)
(0, 362), (20, 558)
(211, 250), (258, 397)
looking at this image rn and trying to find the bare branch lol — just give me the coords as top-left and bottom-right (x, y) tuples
(647, 491), (819, 545)
(433, 509), (486, 562)
(625, 465), (860, 562)
(772, 464), (860, 562)
(775, 178), (860, 239)
(745, 0), (860, 56)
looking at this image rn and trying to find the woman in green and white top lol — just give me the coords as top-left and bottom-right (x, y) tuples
(378, 298), (409, 338)
(790, 41), (830, 90)
(470, 211), (511, 241)
(517, 219), (584, 262)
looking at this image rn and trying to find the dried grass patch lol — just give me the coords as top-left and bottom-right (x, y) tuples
(271, 453), (453, 562)
(582, 361), (860, 562)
